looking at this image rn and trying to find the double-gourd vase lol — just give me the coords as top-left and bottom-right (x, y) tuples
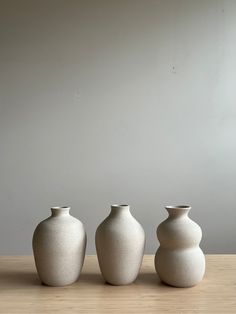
(96, 204), (145, 285)
(33, 206), (87, 286)
(155, 205), (205, 287)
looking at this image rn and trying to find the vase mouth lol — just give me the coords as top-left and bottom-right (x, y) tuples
(111, 204), (129, 208)
(165, 205), (191, 210)
(51, 206), (71, 210)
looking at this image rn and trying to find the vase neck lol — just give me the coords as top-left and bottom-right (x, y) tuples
(165, 205), (190, 218)
(110, 204), (131, 217)
(51, 206), (70, 217)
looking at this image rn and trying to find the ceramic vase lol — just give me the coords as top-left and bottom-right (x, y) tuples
(33, 206), (86, 286)
(96, 204), (145, 285)
(155, 205), (205, 287)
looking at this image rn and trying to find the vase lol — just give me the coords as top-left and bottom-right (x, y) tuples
(155, 205), (205, 287)
(32, 206), (86, 286)
(95, 204), (145, 285)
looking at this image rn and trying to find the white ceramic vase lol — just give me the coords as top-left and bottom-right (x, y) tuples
(96, 204), (145, 285)
(155, 205), (205, 287)
(33, 206), (86, 286)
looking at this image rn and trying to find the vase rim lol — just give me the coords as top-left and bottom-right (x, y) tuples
(51, 206), (71, 210)
(165, 205), (191, 210)
(111, 204), (129, 208)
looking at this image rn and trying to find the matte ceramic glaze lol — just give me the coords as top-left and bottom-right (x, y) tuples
(95, 205), (145, 285)
(155, 205), (205, 287)
(33, 207), (86, 286)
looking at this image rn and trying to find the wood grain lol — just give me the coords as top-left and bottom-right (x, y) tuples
(0, 255), (235, 313)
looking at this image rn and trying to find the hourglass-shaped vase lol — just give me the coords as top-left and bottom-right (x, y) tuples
(155, 205), (205, 287)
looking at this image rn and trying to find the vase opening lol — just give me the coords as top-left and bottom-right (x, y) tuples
(51, 206), (70, 210)
(165, 205), (191, 217)
(165, 205), (191, 210)
(111, 204), (130, 212)
(51, 206), (70, 216)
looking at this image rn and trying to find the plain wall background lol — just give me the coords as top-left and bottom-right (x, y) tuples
(0, 0), (236, 254)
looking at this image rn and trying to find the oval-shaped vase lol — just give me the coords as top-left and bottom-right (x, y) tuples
(96, 204), (145, 285)
(155, 205), (205, 287)
(33, 206), (87, 286)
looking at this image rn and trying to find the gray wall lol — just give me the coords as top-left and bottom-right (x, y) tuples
(0, 0), (236, 254)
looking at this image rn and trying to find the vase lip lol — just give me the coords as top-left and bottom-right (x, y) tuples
(165, 205), (191, 210)
(111, 204), (130, 208)
(51, 206), (71, 210)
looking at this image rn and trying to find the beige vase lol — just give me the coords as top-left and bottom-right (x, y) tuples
(155, 205), (205, 287)
(96, 204), (145, 285)
(33, 206), (86, 286)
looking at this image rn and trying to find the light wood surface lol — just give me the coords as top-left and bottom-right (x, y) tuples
(0, 255), (235, 313)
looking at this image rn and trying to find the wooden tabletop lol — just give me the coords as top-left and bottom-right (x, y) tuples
(0, 255), (235, 313)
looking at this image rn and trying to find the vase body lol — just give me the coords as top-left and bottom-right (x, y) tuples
(155, 205), (205, 287)
(96, 204), (145, 285)
(33, 207), (86, 286)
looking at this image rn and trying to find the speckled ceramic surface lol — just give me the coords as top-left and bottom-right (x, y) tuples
(96, 204), (145, 285)
(33, 206), (86, 286)
(155, 205), (205, 287)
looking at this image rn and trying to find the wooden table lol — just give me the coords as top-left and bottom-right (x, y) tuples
(0, 255), (235, 313)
